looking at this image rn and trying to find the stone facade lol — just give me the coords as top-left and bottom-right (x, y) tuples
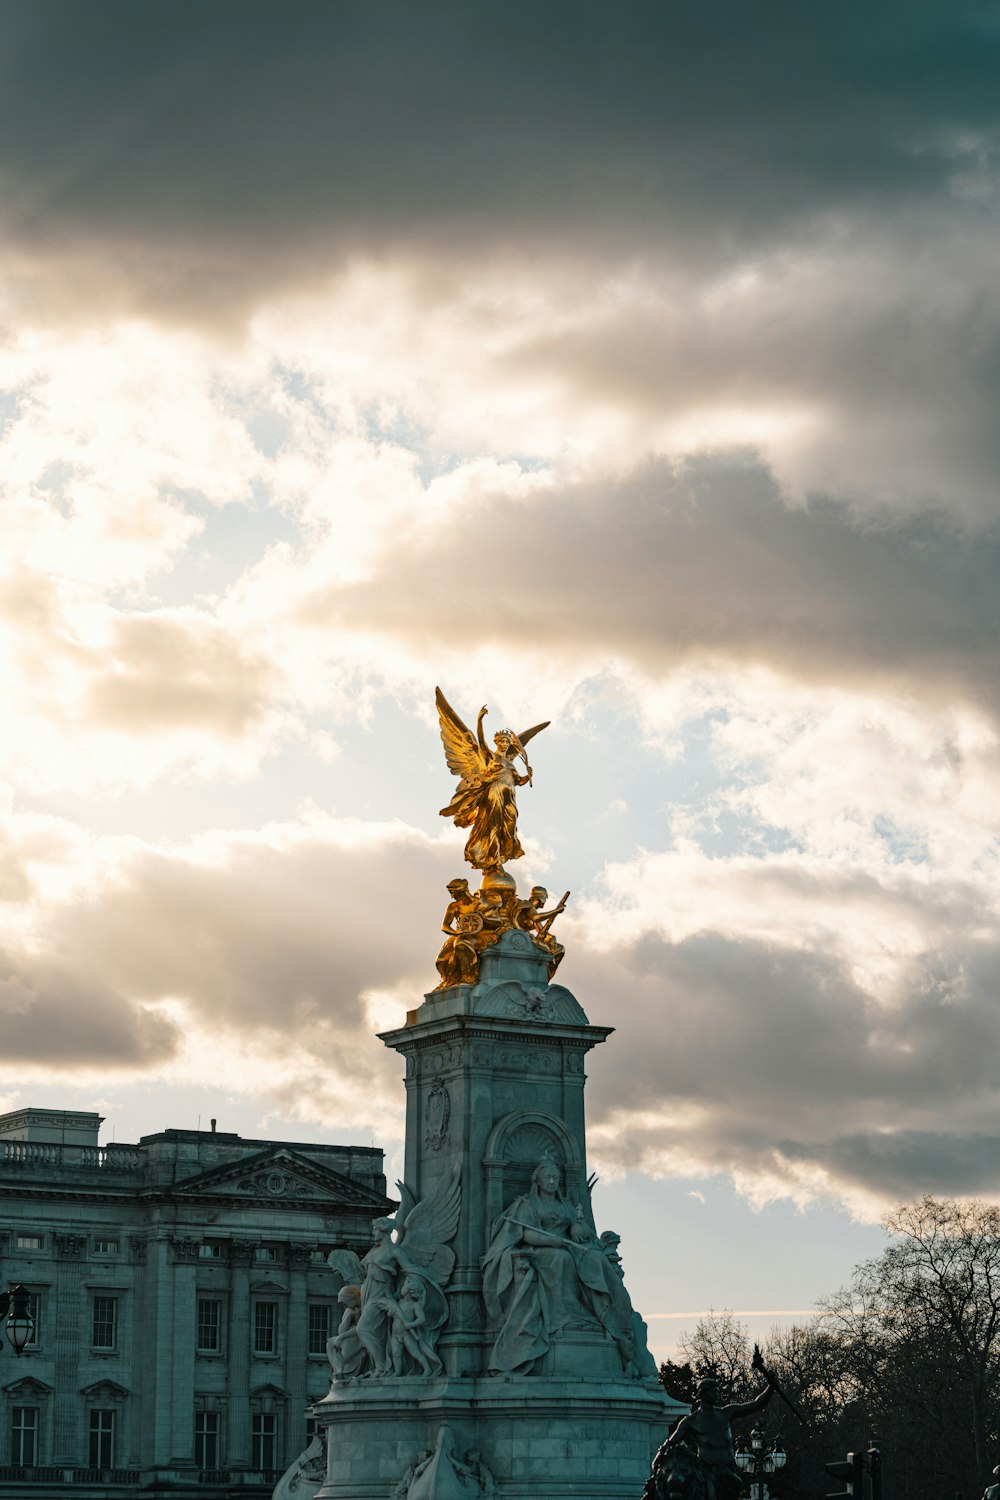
(0, 1109), (393, 1498)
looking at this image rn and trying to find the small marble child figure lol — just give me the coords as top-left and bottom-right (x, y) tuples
(326, 1285), (365, 1378)
(377, 1274), (444, 1377)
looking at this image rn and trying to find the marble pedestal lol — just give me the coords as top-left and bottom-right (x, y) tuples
(317, 1374), (671, 1497)
(312, 932), (685, 1498)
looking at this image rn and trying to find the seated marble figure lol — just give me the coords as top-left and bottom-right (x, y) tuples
(481, 1153), (651, 1376)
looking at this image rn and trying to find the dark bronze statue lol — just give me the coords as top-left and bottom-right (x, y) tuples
(643, 1365), (777, 1500)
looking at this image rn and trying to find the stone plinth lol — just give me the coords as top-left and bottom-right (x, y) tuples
(317, 1375), (670, 1497)
(313, 933), (684, 1498)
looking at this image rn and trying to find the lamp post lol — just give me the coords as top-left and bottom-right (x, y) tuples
(0, 1284), (34, 1356)
(734, 1425), (786, 1499)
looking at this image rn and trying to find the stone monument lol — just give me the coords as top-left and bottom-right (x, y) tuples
(309, 690), (685, 1497)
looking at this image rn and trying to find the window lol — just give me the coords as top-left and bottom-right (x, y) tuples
(11, 1406), (38, 1466)
(253, 1301), (277, 1355)
(93, 1238), (119, 1255)
(307, 1303), (332, 1355)
(194, 1410), (219, 1469)
(196, 1298), (221, 1353)
(92, 1295), (118, 1350)
(88, 1409), (115, 1468)
(305, 1415), (320, 1445)
(251, 1412), (276, 1470)
(254, 1245), (276, 1263)
(15, 1235), (42, 1251)
(198, 1242), (222, 1260)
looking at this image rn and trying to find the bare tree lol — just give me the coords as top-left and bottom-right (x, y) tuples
(823, 1195), (1000, 1495)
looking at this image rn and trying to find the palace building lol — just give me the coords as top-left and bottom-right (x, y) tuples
(0, 1108), (392, 1498)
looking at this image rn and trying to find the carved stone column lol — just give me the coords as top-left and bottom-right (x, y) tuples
(227, 1240), (254, 1470)
(52, 1233), (86, 1464)
(168, 1238), (199, 1467)
(284, 1243), (311, 1464)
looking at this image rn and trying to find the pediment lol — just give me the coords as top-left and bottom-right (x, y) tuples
(3, 1375), (52, 1398)
(250, 1382), (289, 1401)
(164, 1146), (392, 1211)
(473, 978), (589, 1025)
(81, 1379), (129, 1402)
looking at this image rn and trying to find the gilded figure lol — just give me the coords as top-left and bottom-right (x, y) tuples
(434, 878), (483, 990)
(515, 885), (569, 977)
(436, 687), (549, 878)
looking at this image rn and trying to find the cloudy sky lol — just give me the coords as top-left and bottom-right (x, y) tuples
(3, 0), (1000, 1354)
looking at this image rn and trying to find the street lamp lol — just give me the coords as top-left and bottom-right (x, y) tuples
(735, 1426), (786, 1499)
(0, 1285), (34, 1356)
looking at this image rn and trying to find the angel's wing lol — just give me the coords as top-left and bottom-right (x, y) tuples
(396, 1160), (461, 1285)
(394, 1179), (416, 1235)
(517, 719), (550, 749)
(327, 1248), (364, 1285)
(436, 688), (488, 784)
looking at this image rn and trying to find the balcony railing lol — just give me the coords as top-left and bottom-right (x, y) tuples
(0, 1468), (140, 1484)
(0, 1143), (143, 1171)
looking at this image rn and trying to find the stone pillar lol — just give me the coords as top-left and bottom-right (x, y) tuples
(227, 1241), (254, 1470)
(168, 1239), (199, 1466)
(285, 1245), (311, 1464)
(146, 1233), (176, 1471)
(52, 1233), (87, 1465)
(127, 1236), (147, 1468)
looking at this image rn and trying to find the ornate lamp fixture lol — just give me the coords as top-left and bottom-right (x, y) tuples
(735, 1427), (787, 1497)
(0, 1284), (33, 1356)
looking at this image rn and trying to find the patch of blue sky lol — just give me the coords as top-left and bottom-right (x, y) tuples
(0, 387), (23, 433)
(872, 814), (930, 865)
(122, 489), (302, 610)
(33, 460), (77, 516)
(595, 1171), (886, 1354)
(692, 808), (803, 860)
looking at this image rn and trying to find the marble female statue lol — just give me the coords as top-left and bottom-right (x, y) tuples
(436, 687), (549, 877)
(481, 1155), (632, 1374)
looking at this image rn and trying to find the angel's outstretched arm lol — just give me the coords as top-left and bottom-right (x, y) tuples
(477, 705), (489, 756)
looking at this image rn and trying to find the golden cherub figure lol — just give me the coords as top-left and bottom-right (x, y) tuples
(436, 688), (549, 880)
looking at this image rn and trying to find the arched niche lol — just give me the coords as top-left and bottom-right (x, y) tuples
(481, 1110), (583, 1229)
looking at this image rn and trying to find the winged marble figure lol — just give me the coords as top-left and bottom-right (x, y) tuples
(436, 687), (549, 876)
(328, 1161), (461, 1377)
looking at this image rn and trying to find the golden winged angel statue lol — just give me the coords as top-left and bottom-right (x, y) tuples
(436, 687), (549, 881)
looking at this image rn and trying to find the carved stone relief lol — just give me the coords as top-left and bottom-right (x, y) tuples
(424, 1079), (451, 1152)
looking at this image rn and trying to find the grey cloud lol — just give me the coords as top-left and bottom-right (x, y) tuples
(18, 804), (1000, 1204)
(0, 2), (997, 318)
(50, 821), (458, 1083)
(86, 615), (278, 737)
(0, 947), (178, 1066)
(579, 930), (1000, 1202)
(780, 1131), (1000, 1200)
(321, 456), (1000, 716)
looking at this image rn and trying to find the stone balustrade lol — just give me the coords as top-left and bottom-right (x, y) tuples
(0, 1142), (143, 1171)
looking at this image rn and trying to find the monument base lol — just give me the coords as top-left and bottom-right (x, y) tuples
(314, 1373), (679, 1498)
